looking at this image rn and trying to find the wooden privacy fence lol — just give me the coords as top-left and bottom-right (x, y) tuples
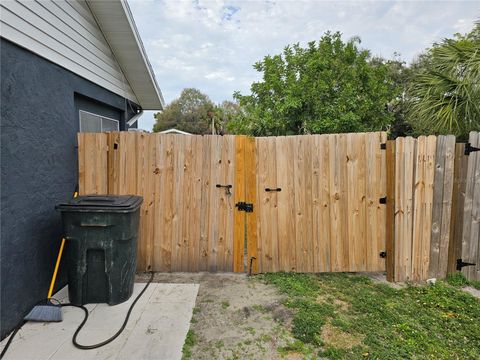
(78, 131), (480, 282)
(386, 132), (480, 282)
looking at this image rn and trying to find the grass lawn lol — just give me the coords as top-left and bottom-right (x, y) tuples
(261, 272), (480, 359)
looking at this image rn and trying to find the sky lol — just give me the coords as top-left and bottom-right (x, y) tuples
(127, 0), (480, 131)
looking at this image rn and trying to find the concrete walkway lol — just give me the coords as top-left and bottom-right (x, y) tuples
(0, 282), (199, 360)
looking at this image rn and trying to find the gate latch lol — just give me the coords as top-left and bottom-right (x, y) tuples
(235, 202), (253, 212)
(456, 259), (476, 271)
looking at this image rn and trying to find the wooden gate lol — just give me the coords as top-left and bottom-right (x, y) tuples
(78, 132), (388, 274)
(253, 132), (387, 273)
(461, 131), (480, 281)
(79, 133), (240, 272)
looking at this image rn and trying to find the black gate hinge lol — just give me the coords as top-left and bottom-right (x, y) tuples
(379, 197), (387, 204)
(379, 251), (387, 258)
(464, 143), (480, 156)
(456, 259), (476, 271)
(235, 202), (253, 212)
(380, 143), (386, 150)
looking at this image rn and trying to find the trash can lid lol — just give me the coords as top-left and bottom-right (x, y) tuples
(56, 195), (143, 212)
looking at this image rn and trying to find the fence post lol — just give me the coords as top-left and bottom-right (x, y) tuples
(385, 140), (396, 282)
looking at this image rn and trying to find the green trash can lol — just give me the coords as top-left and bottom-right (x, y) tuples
(56, 195), (143, 306)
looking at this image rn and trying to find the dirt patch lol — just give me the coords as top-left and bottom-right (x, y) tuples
(462, 286), (480, 299)
(320, 321), (363, 349)
(360, 272), (406, 289)
(136, 272), (296, 359)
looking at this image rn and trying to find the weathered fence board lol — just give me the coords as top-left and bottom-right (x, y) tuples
(461, 132), (480, 281)
(428, 135), (456, 279)
(447, 143), (468, 273)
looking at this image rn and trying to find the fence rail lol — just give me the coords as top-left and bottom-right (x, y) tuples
(78, 131), (480, 282)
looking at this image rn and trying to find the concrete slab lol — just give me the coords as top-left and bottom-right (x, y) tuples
(0, 282), (199, 360)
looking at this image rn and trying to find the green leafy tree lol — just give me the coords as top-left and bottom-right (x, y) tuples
(153, 88), (215, 134)
(229, 32), (397, 136)
(406, 24), (480, 140)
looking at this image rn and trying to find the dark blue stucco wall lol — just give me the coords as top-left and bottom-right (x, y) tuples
(0, 39), (140, 339)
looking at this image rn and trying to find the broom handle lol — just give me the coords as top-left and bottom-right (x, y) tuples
(47, 190), (78, 300)
(47, 237), (66, 299)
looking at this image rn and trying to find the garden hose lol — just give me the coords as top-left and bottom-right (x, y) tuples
(1, 272), (154, 357)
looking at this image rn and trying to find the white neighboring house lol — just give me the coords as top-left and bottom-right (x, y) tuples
(160, 129), (193, 135)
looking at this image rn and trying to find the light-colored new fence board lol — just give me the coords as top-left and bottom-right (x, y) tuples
(461, 131), (480, 281)
(245, 137), (258, 274)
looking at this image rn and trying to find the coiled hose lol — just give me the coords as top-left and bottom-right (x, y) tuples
(1, 272), (154, 358)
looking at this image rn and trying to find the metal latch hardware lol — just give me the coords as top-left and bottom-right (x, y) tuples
(456, 259), (476, 271)
(265, 188), (282, 192)
(379, 197), (387, 204)
(235, 202), (253, 212)
(464, 143), (480, 155)
(216, 184), (232, 195)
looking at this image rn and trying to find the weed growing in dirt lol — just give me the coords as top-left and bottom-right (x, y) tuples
(277, 340), (314, 358)
(261, 272), (480, 359)
(181, 329), (196, 360)
(446, 272), (480, 290)
(222, 300), (230, 309)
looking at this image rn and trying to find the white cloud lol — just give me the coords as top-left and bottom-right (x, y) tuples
(128, 0), (480, 130)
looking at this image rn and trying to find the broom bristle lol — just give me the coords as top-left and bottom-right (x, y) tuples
(24, 303), (62, 322)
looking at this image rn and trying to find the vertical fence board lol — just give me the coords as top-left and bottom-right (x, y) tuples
(190, 136), (204, 272)
(462, 132), (480, 280)
(198, 136), (211, 272)
(319, 135), (332, 272)
(207, 136), (220, 272)
(421, 136), (437, 280)
(256, 138), (268, 272)
(447, 143), (468, 274)
(385, 140), (396, 282)
(429, 136), (445, 278)
(429, 135), (455, 279)
(233, 136), (246, 272)
(267, 137), (279, 271)
(181, 136), (194, 271)
(245, 137), (258, 274)
(304, 136), (314, 272)
(311, 135), (322, 272)
(294, 136), (307, 272)
(438, 136), (455, 277)
(378, 132), (388, 270)
(276, 137), (296, 271)
(394, 137), (405, 281)
(412, 136), (426, 282)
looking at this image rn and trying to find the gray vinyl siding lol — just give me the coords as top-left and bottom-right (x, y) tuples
(0, 0), (138, 103)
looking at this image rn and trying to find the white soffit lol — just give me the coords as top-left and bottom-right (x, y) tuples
(87, 0), (164, 110)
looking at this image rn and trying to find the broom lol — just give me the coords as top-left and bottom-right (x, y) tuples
(24, 190), (78, 322)
(24, 237), (66, 322)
